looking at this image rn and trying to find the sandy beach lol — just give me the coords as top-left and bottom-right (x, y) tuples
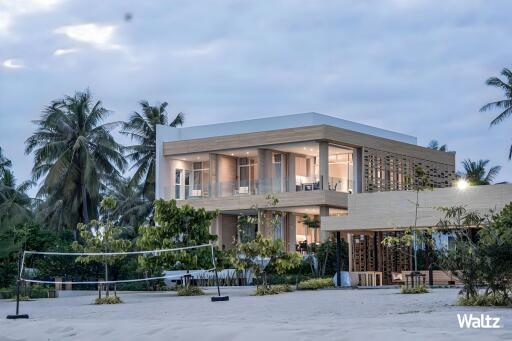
(0, 287), (510, 341)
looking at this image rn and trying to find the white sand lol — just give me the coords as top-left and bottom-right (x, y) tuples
(0, 288), (510, 341)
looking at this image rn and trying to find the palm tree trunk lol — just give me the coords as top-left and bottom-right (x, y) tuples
(81, 184), (89, 223)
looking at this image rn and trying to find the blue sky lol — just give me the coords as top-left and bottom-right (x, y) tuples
(0, 0), (510, 193)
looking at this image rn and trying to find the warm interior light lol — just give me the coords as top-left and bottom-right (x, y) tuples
(457, 179), (469, 190)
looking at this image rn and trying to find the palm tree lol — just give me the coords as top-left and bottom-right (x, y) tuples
(0, 147), (12, 177)
(427, 140), (448, 152)
(122, 101), (183, 201)
(480, 68), (512, 159)
(0, 169), (33, 228)
(103, 177), (153, 232)
(25, 90), (126, 231)
(461, 159), (501, 185)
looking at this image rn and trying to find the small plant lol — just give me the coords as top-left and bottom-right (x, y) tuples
(458, 293), (511, 307)
(297, 278), (334, 290)
(13, 295), (31, 301)
(94, 296), (123, 304)
(253, 284), (292, 296)
(176, 286), (204, 296)
(400, 285), (429, 294)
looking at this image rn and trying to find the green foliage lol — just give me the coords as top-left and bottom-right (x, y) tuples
(136, 200), (218, 278)
(121, 101), (184, 201)
(25, 90), (126, 231)
(400, 285), (429, 294)
(72, 220), (132, 266)
(458, 292), (511, 307)
(176, 285), (204, 296)
(231, 232), (301, 288)
(94, 296), (123, 304)
(461, 159), (501, 185)
(297, 278), (334, 290)
(303, 238), (349, 277)
(253, 284), (292, 296)
(479, 67), (512, 159)
(436, 204), (512, 305)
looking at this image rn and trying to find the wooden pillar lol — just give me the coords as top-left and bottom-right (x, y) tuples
(287, 213), (297, 252)
(287, 154), (296, 192)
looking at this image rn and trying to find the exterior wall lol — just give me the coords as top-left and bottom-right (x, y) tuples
(362, 147), (455, 192)
(322, 184), (512, 232)
(160, 123), (455, 204)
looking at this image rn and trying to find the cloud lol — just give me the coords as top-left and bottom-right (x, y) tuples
(53, 48), (79, 56)
(2, 58), (24, 69)
(0, 0), (61, 35)
(54, 23), (121, 49)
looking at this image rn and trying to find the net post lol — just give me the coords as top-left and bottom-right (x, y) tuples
(210, 244), (229, 302)
(6, 250), (29, 319)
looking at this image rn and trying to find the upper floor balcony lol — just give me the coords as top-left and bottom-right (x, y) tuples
(161, 141), (357, 201)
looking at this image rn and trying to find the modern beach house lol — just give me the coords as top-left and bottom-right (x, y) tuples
(155, 112), (512, 285)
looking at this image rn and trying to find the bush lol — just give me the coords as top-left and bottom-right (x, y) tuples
(297, 278), (334, 290)
(253, 284), (292, 296)
(458, 293), (512, 307)
(400, 285), (429, 294)
(94, 296), (123, 304)
(176, 286), (204, 296)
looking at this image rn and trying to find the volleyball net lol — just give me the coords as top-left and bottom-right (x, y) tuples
(19, 243), (219, 286)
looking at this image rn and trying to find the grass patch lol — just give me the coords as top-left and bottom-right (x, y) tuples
(297, 278), (334, 290)
(253, 284), (293, 296)
(458, 293), (512, 307)
(400, 285), (430, 294)
(176, 286), (204, 296)
(94, 296), (123, 304)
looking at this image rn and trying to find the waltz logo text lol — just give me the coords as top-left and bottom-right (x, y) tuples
(457, 314), (501, 329)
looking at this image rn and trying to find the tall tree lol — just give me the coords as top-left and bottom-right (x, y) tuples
(25, 90), (126, 231)
(461, 159), (501, 185)
(0, 147), (12, 177)
(122, 101), (183, 201)
(0, 169), (33, 229)
(427, 140), (448, 152)
(480, 67), (512, 159)
(104, 176), (152, 231)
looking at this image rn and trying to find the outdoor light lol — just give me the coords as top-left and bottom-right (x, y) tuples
(457, 179), (469, 190)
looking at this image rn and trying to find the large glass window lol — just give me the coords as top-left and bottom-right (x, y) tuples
(192, 161), (209, 197)
(175, 169), (182, 200)
(237, 157), (256, 195)
(328, 146), (354, 193)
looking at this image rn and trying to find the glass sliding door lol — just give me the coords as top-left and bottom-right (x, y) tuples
(237, 157), (256, 195)
(192, 161), (209, 197)
(272, 153), (285, 193)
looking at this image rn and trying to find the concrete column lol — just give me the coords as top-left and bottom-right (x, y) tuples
(287, 213), (297, 252)
(288, 154), (296, 192)
(348, 233), (353, 272)
(209, 153), (218, 197)
(211, 215), (222, 247)
(353, 148), (363, 193)
(319, 206), (330, 242)
(319, 141), (329, 190)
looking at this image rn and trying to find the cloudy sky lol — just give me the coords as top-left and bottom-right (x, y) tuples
(0, 0), (511, 192)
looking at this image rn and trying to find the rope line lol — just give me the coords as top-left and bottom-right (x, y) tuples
(23, 243), (213, 257)
(20, 268), (216, 285)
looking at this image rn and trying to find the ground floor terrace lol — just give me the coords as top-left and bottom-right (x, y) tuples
(1, 288), (509, 340)
(209, 205), (346, 252)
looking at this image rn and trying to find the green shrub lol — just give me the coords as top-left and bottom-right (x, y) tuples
(94, 296), (123, 304)
(297, 278), (334, 290)
(253, 284), (293, 296)
(458, 293), (512, 307)
(176, 286), (204, 296)
(14, 295), (32, 301)
(400, 285), (429, 294)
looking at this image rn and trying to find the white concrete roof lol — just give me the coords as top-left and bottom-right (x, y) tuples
(157, 112), (417, 145)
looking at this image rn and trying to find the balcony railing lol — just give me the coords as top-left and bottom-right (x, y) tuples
(163, 175), (353, 200)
